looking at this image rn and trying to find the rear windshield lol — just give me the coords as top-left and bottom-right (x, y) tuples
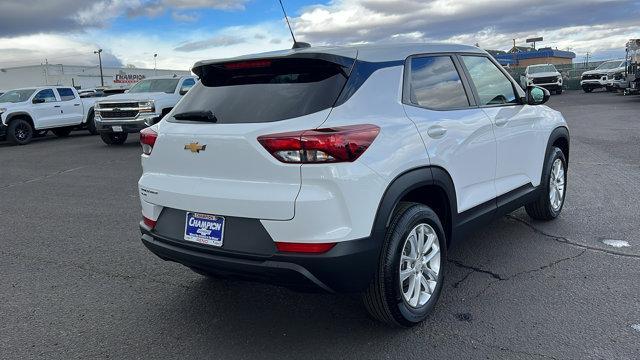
(171, 58), (351, 123)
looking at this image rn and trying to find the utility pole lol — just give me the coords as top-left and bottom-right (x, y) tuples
(153, 54), (158, 76)
(585, 52), (591, 68)
(94, 49), (104, 87)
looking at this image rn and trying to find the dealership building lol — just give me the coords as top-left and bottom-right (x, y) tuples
(0, 63), (191, 92)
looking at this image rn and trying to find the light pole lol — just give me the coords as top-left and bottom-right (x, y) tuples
(153, 54), (158, 76)
(94, 49), (104, 87)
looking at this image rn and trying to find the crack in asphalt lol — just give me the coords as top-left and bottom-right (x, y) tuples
(449, 211), (640, 291)
(507, 215), (640, 259)
(0, 159), (131, 190)
(449, 260), (505, 280)
(450, 249), (587, 292)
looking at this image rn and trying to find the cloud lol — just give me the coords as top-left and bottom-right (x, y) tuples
(174, 35), (246, 52)
(163, 0), (248, 10)
(291, 0), (640, 55)
(0, 34), (123, 68)
(171, 11), (199, 22)
(0, 0), (249, 36)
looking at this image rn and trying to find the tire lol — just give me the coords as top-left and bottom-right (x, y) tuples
(363, 202), (446, 327)
(7, 118), (34, 145)
(582, 87), (593, 93)
(100, 132), (128, 145)
(52, 127), (72, 137)
(525, 147), (567, 220)
(86, 112), (98, 135)
(556, 88), (563, 95)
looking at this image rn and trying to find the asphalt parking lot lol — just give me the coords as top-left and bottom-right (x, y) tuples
(1, 90), (639, 359)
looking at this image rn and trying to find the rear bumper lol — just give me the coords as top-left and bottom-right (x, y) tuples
(140, 224), (380, 293)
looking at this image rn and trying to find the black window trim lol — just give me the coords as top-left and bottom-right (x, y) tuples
(55, 87), (76, 102)
(455, 54), (527, 108)
(402, 52), (478, 111)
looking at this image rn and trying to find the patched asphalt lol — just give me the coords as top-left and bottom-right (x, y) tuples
(1, 90), (639, 359)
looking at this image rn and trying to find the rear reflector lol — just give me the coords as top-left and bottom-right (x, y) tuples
(140, 127), (157, 155)
(276, 242), (336, 254)
(258, 124), (380, 163)
(143, 216), (157, 229)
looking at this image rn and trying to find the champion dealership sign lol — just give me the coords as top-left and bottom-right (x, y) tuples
(114, 72), (146, 84)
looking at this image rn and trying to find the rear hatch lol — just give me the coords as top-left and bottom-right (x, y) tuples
(140, 49), (357, 220)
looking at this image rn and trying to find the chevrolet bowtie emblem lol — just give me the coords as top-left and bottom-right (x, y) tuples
(184, 142), (207, 153)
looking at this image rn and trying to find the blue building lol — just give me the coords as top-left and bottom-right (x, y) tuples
(490, 47), (575, 67)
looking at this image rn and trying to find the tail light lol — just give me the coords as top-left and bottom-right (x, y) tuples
(140, 127), (157, 155)
(257, 124), (380, 163)
(276, 242), (336, 254)
(142, 216), (156, 229)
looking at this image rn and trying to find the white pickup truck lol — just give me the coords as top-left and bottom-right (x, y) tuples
(520, 64), (563, 95)
(0, 86), (99, 145)
(95, 75), (196, 145)
(580, 59), (626, 92)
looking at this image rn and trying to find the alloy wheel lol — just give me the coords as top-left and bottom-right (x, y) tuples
(549, 158), (565, 211)
(399, 223), (441, 308)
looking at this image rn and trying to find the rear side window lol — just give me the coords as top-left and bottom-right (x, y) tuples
(407, 56), (469, 109)
(173, 58), (352, 123)
(57, 88), (76, 101)
(461, 56), (518, 106)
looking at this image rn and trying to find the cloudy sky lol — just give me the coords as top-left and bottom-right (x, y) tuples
(0, 0), (638, 70)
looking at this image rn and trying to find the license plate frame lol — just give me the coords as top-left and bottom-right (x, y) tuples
(112, 125), (123, 132)
(184, 212), (225, 247)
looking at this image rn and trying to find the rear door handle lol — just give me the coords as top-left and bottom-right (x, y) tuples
(54, 105), (61, 108)
(74, 104), (80, 106)
(427, 125), (447, 139)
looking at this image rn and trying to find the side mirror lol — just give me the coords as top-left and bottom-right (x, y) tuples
(32, 98), (45, 104)
(179, 87), (191, 95)
(526, 86), (550, 105)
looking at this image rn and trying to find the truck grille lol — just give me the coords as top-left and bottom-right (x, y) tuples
(582, 73), (603, 80)
(101, 110), (139, 119)
(100, 102), (138, 109)
(533, 76), (557, 84)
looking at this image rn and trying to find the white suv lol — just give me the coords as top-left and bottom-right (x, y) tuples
(137, 44), (569, 327)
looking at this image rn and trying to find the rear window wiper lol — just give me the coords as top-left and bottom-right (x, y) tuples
(173, 110), (218, 123)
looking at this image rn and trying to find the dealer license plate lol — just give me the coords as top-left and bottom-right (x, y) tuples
(184, 212), (225, 247)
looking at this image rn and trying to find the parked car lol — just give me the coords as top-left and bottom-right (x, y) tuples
(94, 75), (196, 145)
(520, 64), (563, 94)
(0, 86), (99, 145)
(137, 43), (569, 327)
(581, 59), (626, 92)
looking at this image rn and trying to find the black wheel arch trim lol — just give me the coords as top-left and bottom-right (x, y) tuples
(370, 166), (458, 248)
(546, 126), (570, 166)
